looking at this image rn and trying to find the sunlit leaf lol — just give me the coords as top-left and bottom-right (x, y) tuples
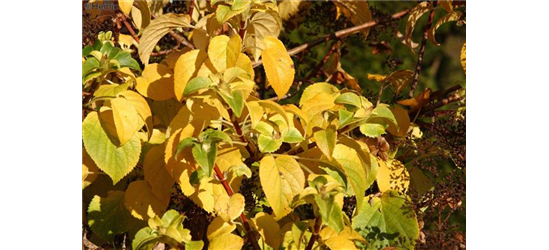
(332, 144), (367, 212)
(207, 216), (237, 240)
(82, 147), (99, 190)
(214, 193), (245, 222)
(377, 159), (410, 194)
(139, 13), (191, 65)
(208, 35), (241, 72)
(461, 42), (466, 74)
(261, 36), (295, 99)
(137, 63), (176, 101)
(404, 2), (433, 51)
(174, 49), (209, 101)
(245, 11), (282, 61)
(88, 191), (135, 241)
(428, 11), (463, 46)
(314, 126), (337, 160)
(144, 144), (174, 205)
(208, 232), (244, 250)
(125, 180), (168, 220)
(334, 0), (372, 37)
(111, 97), (143, 145)
(359, 123), (386, 138)
(252, 212), (282, 249)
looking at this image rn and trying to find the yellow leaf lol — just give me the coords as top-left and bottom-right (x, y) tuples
(277, 0), (306, 21)
(440, 0), (454, 13)
(367, 73), (387, 82)
(144, 144), (174, 205)
(461, 42), (466, 74)
(118, 0), (134, 16)
(244, 11), (282, 61)
(320, 226), (365, 250)
(259, 155), (305, 220)
(385, 70), (414, 94)
(124, 180), (168, 220)
(173, 49), (208, 101)
(139, 13), (191, 65)
(137, 63), (176, 101)
(252, 212), (282, 249)
(82, 147), (99, 190)
(404, 2), (433, 51)
(334, 1), (372, 37)
(397, 88), (431, 110)
(314, 126), (337, 160)
(216, 146), (245, 191)
(386, 106), (411, 137)
(377, 159), (410, 194)
(163, 49), (191, 70)
(261, 36), (295, 99)
(214, 193), (245, 222)
(208, 35), (241, 72)
(111, 97), (143, 145)
(428, 11), (463, 46)
(208, 232), (244, 250)
(119, 90), (153, 139)
(235, 53), (255, 80)
(207, 217), (236, 240)
(118, 34), (137, 52)
(245, 101), (264, 129)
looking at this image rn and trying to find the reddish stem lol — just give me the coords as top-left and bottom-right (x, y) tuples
(213, 164), (260, 250)
(118, 13), (140, 43)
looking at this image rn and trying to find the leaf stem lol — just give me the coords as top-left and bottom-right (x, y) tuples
(305, 217), (322, 250)
(213, 164), (260, 250)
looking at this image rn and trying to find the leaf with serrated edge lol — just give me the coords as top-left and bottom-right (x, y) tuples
(208, 35), (241, 72)
(259, 155), (305, 220)
(214, 193), (245, 222)
(314, 126), (337, 160)
(136, 63), (176, 101)
(332, 144), (367, 212)
(208, 232), (244, 250)
(111, 97), (143, 145)
(88, 191), (135, 241)
(83, 112), (141, 184)
(139, 13), (191, 65)
(124, 180), (169, 220)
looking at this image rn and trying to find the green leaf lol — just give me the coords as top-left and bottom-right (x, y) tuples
(139, 13), (191, 65)
(82, 57), (100, 78)
(114, 51), (141, 72)
(259, 155), (305, 220)
(184, 77), (212, 96)
(371, 104), (397, 127)
(258, 134), (283, 153)
(192, 143), (217, 177)
(359, 123), (386, 138)
(338, 109), (355, 128)
(315, 194), (344, 233)
(94, 83), (129, 98)
(335, 92), (361, 108)
(132, 209), (194, 250)
(82, 112), (141, 184)
(352, 191), (419, 249)
(203, 129), (233, 146)
(282, 127), (304, 143)
(314, 126), (337, 160)
(175, 137), (196, 160)
(229, 164), (252, 178)
(88, 191), (135, 242)
(220, 89), (245, 117)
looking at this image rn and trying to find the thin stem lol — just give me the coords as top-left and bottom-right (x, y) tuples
(408, 2), (437, 98)
(305, 217), (322, 250)
(252, 9), (410, 68)
(118, 13), (140, 43)
(213, 165), (260, 250)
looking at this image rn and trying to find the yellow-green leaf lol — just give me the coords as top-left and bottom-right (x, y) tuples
(261, 36), (295, 99)
(174, 49), (208, 101)
(208, 35), (241, 72)
(124, 180), (169, 220)
(83, 112), (141, 184)
(88, 191), (136, 242)
(139, 13), (191, 65)
(332, 144), (367, 212)
(259, 155), (305, 220)
(111, 97), (143, 145)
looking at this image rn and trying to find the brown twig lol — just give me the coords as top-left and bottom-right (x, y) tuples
(252, 9), (410, 68)
(213, 164), (260, 250)
(150, 48), (175, 57)
(228, 109), (257, 159)
(408, 2), (437, 98)
(118, 13), (140, 43)
(304, 41), (339, 81)
(305, 217), (322, 250)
